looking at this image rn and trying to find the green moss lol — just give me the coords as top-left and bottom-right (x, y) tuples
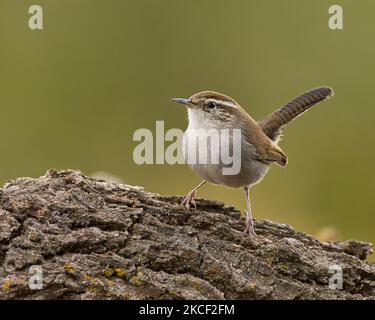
(64, 263), (75, 274)
(130, 275), (143, 286)
(192, 281), (203, 292)
(1, 279), (12, 290)
(123, 292), (132, 300)
(139, 254), (147, 264)
(280, 264), (289, 270)
(103, 268), (115, 278)
(115, 268), (126, 278)
(248, 282), (257, 289)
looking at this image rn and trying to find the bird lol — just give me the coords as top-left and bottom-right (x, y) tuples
(171, 86), (334, 237)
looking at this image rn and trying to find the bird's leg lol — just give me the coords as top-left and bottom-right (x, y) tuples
(244, 186), (257, 237)
(181, 180), (206, 210)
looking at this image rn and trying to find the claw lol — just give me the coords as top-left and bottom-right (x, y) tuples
(181, 190), (197, 210)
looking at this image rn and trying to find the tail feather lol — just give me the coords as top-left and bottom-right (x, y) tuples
(259, 86), (334, 141)
(265, 146), (288, 167)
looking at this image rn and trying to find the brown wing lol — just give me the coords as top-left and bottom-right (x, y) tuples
(238, 107), (288, 167)
(259, 87), (334, 141)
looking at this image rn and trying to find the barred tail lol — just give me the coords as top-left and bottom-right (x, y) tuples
(259, 86), (334, 141)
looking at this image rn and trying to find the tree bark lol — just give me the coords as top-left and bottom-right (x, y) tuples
(0, 169), (373, 300)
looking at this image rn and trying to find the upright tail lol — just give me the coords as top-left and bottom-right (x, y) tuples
(259, 86), (334, 141)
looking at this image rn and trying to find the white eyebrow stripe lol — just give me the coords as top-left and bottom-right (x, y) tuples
(207, 99), (238, 109)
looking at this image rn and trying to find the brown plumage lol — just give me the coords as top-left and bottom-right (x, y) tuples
(259, 86), (334, 142)
(236, 105), (288, 167)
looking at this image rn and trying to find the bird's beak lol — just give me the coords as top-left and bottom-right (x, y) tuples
(170, 98), (193, 108)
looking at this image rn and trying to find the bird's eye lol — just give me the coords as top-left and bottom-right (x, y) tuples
(207, 101), (217, 109)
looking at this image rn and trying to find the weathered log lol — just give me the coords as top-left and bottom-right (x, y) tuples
(0, 169), (373, 300)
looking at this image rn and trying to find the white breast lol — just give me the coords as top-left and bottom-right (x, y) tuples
(182, 109), (270, 188)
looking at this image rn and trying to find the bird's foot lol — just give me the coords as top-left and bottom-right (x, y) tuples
(181, 189), (197, 210)
(244, 210), (257, 237)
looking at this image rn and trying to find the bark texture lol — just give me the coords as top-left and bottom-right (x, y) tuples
(0, 169), (374, 300)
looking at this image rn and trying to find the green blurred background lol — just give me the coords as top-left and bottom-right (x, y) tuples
(0, 1), (374, 259)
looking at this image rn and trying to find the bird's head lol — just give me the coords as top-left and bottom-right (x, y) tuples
(171, 91), (242, 125)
